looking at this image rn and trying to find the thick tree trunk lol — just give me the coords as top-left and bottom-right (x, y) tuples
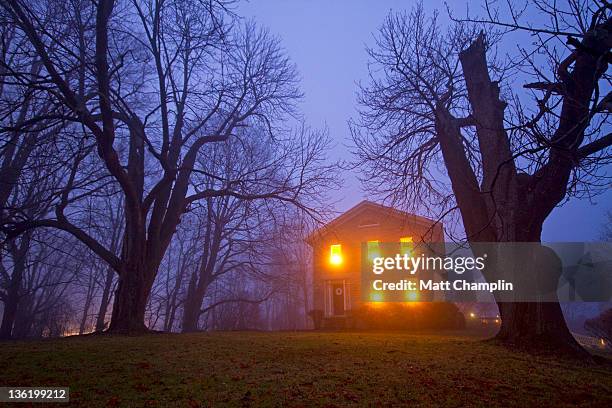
(490, 223), (585, 356)
(433, 35), (589, 357)
(108, 260), (154, 334)
(495, 302), (584, 354)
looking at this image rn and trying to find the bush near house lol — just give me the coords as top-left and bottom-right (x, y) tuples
(351, 303), (465, 330)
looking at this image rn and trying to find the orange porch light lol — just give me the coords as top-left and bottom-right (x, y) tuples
(329, 244), (343, 265)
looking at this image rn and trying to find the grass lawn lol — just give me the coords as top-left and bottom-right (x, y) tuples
(1, 331), (611, 407)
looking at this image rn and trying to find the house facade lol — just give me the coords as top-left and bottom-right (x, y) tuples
(306, 201), (444, 328)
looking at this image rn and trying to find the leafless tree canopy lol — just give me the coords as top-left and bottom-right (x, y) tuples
(0, 0), (338, 335)
(352, 0), (611, 240)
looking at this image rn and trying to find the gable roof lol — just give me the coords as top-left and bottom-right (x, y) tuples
(305, 200), (440, 245)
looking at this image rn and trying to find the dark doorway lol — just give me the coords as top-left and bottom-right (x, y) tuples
(332, 283), (345, 316)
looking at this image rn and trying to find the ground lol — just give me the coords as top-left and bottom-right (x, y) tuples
(1, 331), (611, 407)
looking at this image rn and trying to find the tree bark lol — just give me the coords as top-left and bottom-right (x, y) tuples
(434, 34), (587, 356)
(78, 280), (94, 335)
(181, 273), (210, 333)
(95, 267), (115, 332)
(0, 288), (20, 339)
(108, 260), (154, 334)
(491, 220), (584, 355)
(495, 302), (582, 353)
(181, 295), (201, 332)
(0, 237), (29, 340)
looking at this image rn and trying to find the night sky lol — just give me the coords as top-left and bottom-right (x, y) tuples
(239, 0), (612, 241)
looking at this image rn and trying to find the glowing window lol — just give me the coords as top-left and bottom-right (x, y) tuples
(406, 290), (419, 302)
(400, 236), (413, 256)
(367, 240), (380, 260)
(329, 244), (342, 265)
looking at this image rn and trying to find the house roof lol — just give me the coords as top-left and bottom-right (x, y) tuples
(305, 200), (440, 245)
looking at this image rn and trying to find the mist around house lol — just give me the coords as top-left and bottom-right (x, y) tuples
(0, 0), (611, 406)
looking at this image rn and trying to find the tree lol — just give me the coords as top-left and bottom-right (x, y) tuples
(352, 1), (611, 354)
(0, 3), (72, 339)
(1, 0), (335, 332)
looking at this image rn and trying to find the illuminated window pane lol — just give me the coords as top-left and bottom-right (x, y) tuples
(330, 244), (342, 265)
(400, 236), (413, 256)
(367, 240), (379, 260)
(406, 290), (419, 302)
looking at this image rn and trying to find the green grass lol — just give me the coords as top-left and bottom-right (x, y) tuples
(1, 331), (611, 407)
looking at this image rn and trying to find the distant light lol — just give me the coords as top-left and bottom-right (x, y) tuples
(469, 312), (476, 318)
(601, 338), (606, 347)
(495, 319), (500, 324)
(330, 244), (342, 265)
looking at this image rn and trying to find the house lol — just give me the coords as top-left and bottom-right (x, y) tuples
(306, 200), (444, 329)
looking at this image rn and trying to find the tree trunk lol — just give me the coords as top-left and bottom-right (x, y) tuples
(108, 260), (153, 334)
(490, 223), (585, 356)
(181, 257), (214, 332)
(495, 302), (583, 354)
(181, 298), (200, 332)
(79, 287), (93, 335)
(0, 289), (19, 340)
(433, 34), (588, 357)
(182, 276), (206, 332)
(95, 267), (115, 332)
(0, 237), (28, 340)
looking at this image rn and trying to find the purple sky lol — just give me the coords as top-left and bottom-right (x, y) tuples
(239, 0), (611, 241)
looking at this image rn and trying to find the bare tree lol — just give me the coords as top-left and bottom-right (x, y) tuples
(262, 211), (313, 330)
(1, 0), (336, 333)
(0, 3), (74, 339)
(352, 1), (611, 354)
(8, 229), (83, 338)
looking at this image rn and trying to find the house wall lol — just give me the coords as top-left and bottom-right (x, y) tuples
(311, 205), (444, 316)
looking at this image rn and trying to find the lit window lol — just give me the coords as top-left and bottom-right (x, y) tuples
(400, 236), (413, 256)
(330, 244), (342, 265)
(406, 290), (419, 302)
(367, 240), (380, 261)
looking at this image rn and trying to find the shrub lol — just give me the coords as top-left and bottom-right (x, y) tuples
(352, 302), (464, 330)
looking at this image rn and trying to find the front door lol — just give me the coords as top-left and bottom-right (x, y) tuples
(332, 283), (345, 316)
